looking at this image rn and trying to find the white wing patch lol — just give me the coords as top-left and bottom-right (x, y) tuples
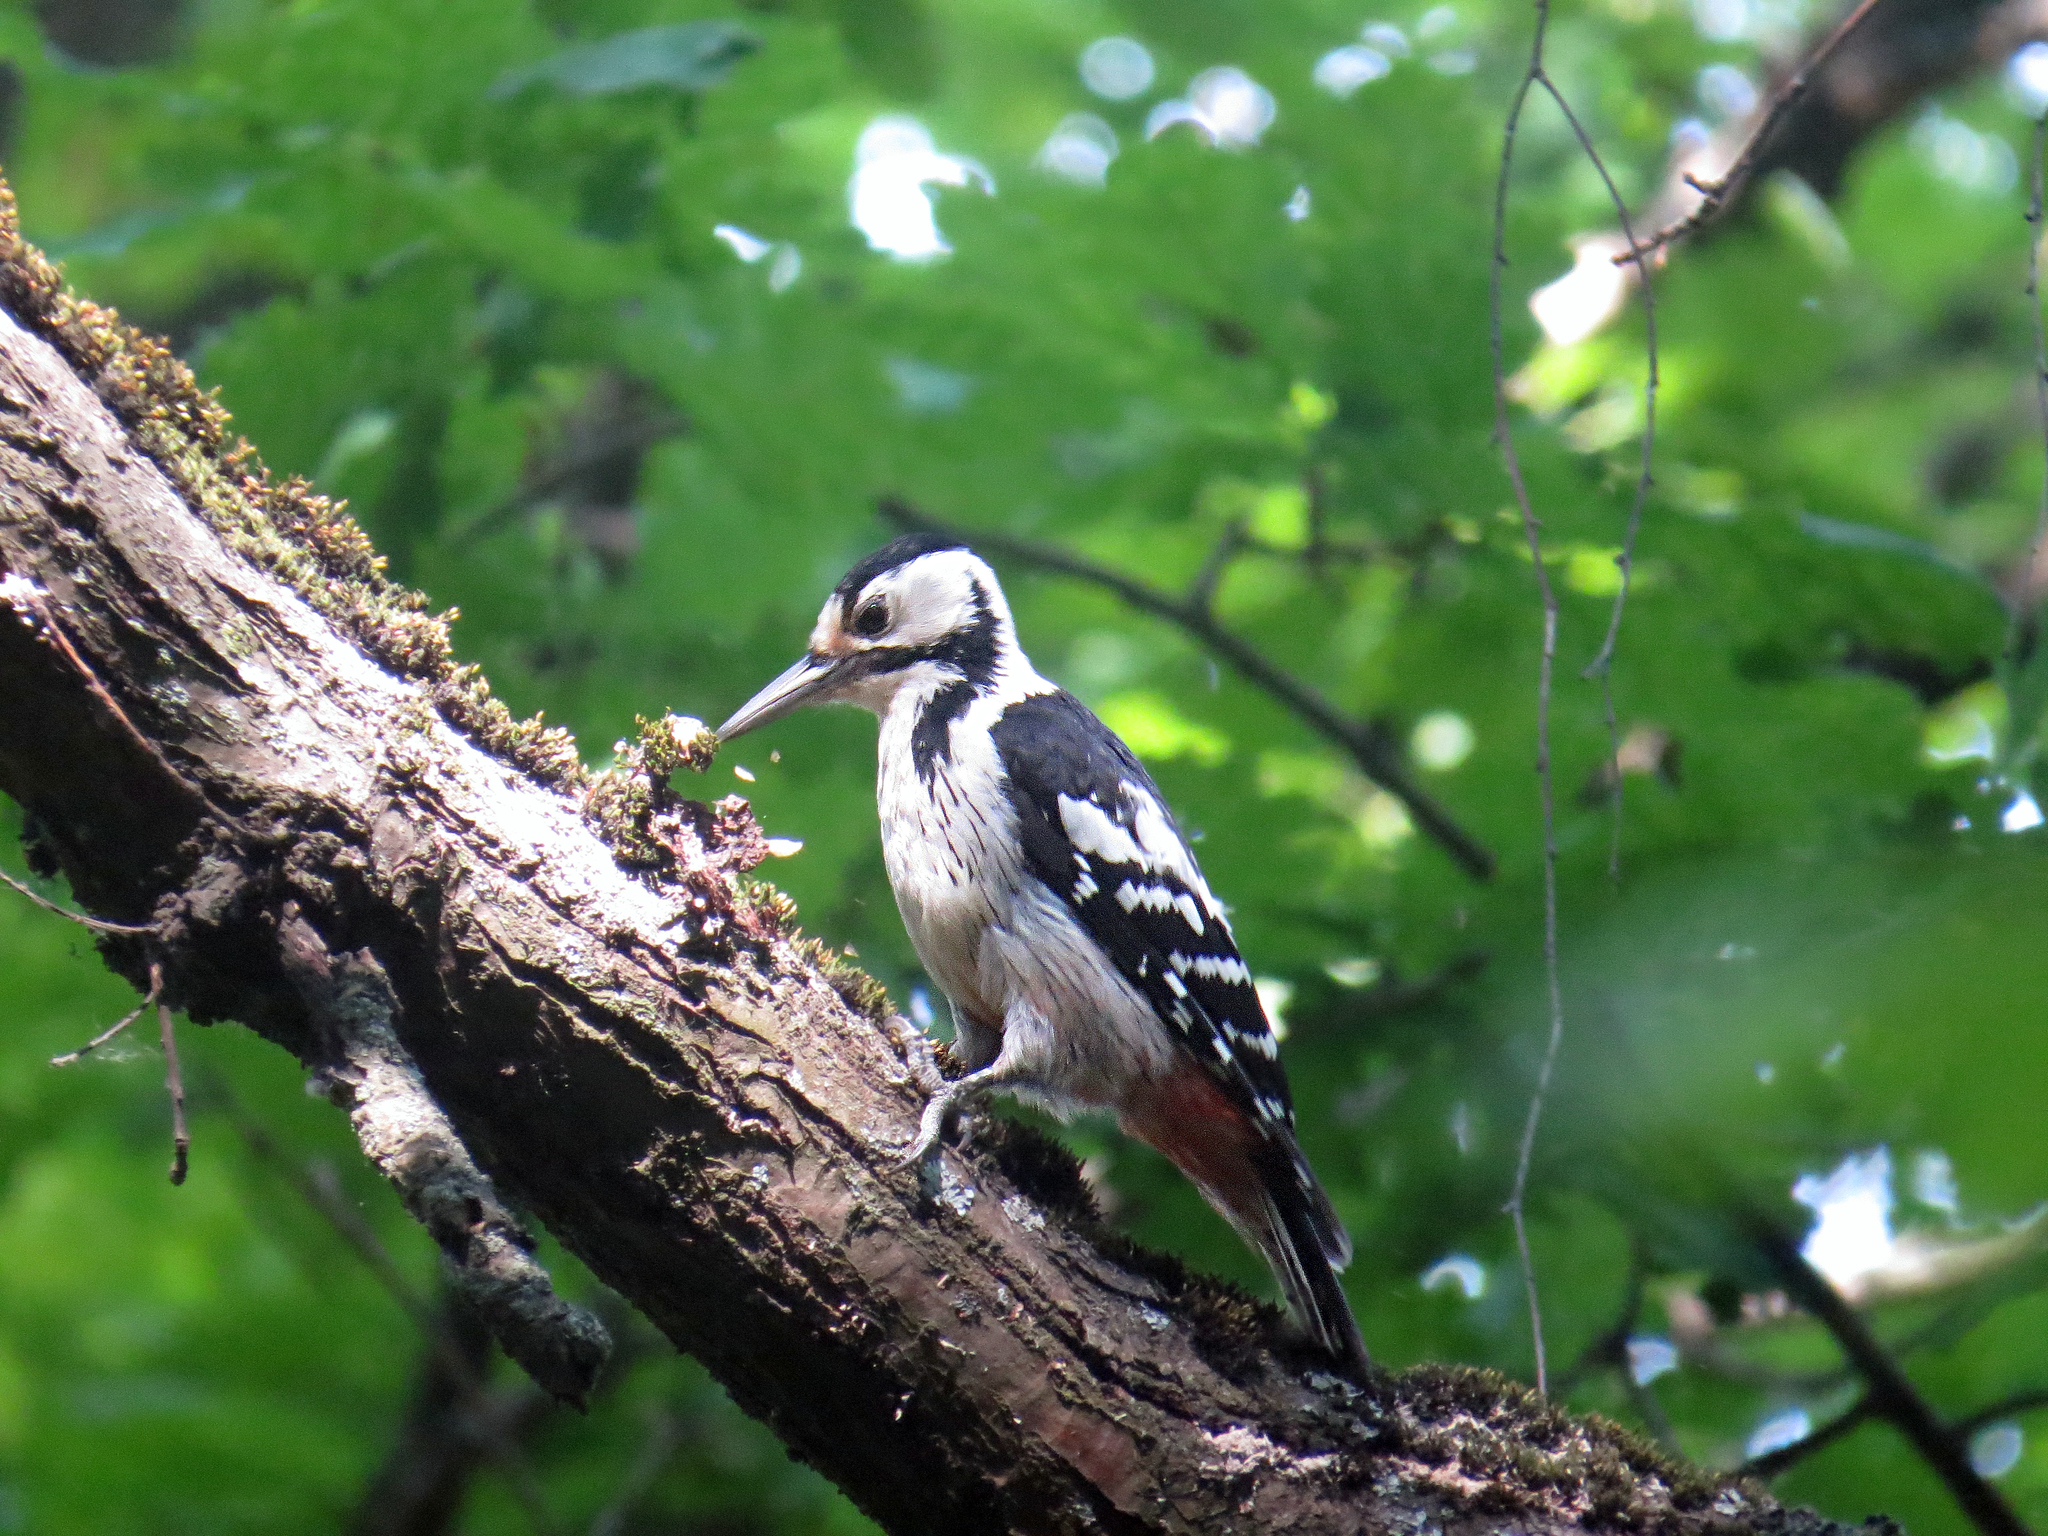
(1114, 879), (1206, 933)
(1058, 792), (1142, 865)
(1123, 784), (1227, 922)
(993, 688), (1293, 1130)
(1168, 950), (1251, 987)
(1058, 786), (1229, 929)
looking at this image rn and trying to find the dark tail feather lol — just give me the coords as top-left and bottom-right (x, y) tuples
(1256, 1143), (1370, 1374)
(1118, 1068), (1369, 1371)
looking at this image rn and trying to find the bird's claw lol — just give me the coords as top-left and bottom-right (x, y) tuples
(889, 1017), (948, 1095)
(899, 1083), (955, 1168)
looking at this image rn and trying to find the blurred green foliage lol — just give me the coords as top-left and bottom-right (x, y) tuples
(3, 0), (2048, 1529)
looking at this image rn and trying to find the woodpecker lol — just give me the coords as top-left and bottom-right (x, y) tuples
(718, 533), (1368, 1369)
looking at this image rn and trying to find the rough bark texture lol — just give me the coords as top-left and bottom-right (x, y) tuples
(0, 192), (1889, 1536)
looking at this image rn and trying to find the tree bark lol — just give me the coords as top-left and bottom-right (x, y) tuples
(0, 192), (1881, 1536)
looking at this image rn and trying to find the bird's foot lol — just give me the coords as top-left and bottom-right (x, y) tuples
(900, 1078), (963, 1170)
(898, 1066), (1009, 1204)
(888, 1016), (948, 1095)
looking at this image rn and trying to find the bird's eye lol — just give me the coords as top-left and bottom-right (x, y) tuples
(853, 598), (889, 638)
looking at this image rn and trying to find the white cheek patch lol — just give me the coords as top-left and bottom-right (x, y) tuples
(879, 552), (991, 649)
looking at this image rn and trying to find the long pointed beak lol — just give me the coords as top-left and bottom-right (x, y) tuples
(717, 653), (843, 741)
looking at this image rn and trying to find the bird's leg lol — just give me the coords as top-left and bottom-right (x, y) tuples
(899, 1060), (1026, 1190)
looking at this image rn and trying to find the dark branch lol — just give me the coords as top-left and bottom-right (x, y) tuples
(1756, 1224), (2031, 1536)
(1953, 1389), (2048, 1440)
(1739, 1396), (1876, 1480)
(876, 496), (1496, 882)
(1623, 0), (1885, 261)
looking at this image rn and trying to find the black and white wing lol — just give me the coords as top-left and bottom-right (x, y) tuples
(988, 689), (1295, 1136)
(990, 687), (1364, 1366)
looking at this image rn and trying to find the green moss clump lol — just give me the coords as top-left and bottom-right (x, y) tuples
(796, 936), (891, 1021)
(583, 768), (666, 870)
(0, 182), (588, 795)
(0, 178), (911, 1041)
(638, 714), (719, 778)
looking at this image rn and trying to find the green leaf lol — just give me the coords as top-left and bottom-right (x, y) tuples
(488, 22), (760, 100)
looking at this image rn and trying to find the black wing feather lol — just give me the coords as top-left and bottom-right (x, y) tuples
(989, 689), (1292, 1131)
(991, 690), (1365, 1365)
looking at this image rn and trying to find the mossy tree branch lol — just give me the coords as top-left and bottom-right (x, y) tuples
(0, 187), (1883, 1536)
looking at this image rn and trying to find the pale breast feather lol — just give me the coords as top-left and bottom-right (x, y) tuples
(987, 689), (1294, 1130)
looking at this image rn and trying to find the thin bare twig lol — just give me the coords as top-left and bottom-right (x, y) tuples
(1756, 1224), (2030, 1536)
(1623, 0), (1886, 262)
(1491, 0), (1567, 1401)
(1491, 0), (1664, 1393)
(51, 962), (163, 1066)
(2012, 114), (2048, 701)
(50, 999), (153, 1067)
(155, 961), (188, 1185)
(877, 497), (1497, 881)
(1536, 78), (1659, 883)
(0, 865), (155, 934)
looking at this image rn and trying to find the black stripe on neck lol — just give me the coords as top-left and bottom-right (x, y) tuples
(910, 679), (977, 784)
(899, 579), (1003, 783)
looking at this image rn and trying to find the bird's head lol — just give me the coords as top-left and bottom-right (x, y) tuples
(717, 533), (1018, 740)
